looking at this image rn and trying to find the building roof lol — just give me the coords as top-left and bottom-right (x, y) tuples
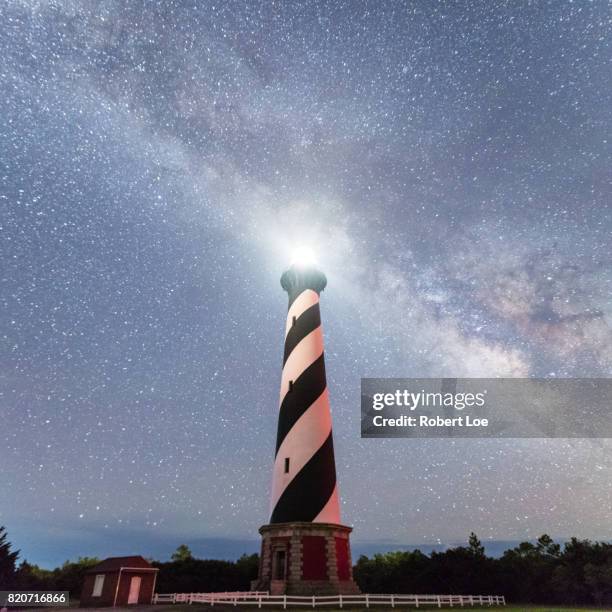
(86, 555), (157, 573)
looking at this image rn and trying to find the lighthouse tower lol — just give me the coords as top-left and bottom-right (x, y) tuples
(255, 263), (360, 595)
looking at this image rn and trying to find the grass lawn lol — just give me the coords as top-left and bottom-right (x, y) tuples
(61, 605), (611, 612)
(175, 606), (612, 612)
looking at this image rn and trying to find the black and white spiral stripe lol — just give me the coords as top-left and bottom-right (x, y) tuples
(269, 287), (340, 524)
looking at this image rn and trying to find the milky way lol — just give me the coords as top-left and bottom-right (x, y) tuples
(1, 1), (612, 568)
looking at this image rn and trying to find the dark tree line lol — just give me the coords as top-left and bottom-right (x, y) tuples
(0, 530), (257, 596)
(153, 547), (258, 593)
(354, 533), (612, 606)
(10, 557), (101, 593)
(3, 525), (612, 605)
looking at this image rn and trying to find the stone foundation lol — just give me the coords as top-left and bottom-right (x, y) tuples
(253, 522), (360, 595)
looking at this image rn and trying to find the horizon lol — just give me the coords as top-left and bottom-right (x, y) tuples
(7, 525), (598, 570)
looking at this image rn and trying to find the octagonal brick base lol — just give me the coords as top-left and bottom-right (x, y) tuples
(252, 522), (361, 595)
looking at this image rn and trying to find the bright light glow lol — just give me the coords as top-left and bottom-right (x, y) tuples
(290, 246), (318, 267)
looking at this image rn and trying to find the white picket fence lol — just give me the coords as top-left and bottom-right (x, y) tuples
(152, 591), (506, 608)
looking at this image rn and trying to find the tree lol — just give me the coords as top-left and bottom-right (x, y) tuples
(15, 561), (53, 589)
(536, 534), (561, 558)
(13, 557), (99, 596)
(235, 554), (259, 585)
(154, 558), (248, 592)
(171, 544), (194, 562)
(549, 538), (612, 605)
(468, 532), (485, 557)
(584, 562), (612, 605)
(52, 557), (100, 595)
(499, 535), (561, 603)
(0, 526), (19, 587)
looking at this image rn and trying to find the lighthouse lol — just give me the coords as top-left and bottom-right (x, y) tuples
(255, 260), (360, 595)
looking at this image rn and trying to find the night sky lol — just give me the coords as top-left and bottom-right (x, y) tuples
(2, 1), (612, 569)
